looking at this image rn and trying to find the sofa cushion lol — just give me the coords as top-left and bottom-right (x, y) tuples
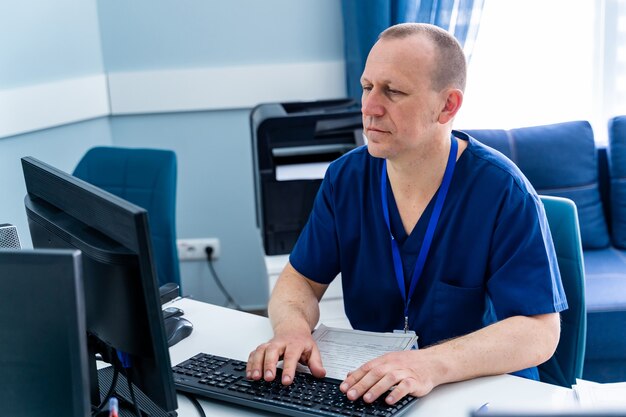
(464, 121), (610, 249)
(583, 356), (626, 382)
(581, 248), (626, 382)
(583, 248), (626, 311)
(608, 116), (626, 248)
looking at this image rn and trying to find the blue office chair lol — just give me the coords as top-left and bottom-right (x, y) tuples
(73, 146), (181, 288)
(537, 195), (586, 387)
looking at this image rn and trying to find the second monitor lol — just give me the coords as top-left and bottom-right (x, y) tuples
(22, 156), (178, 416)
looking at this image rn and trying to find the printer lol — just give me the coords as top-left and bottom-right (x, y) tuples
(251, 99), (363, 255)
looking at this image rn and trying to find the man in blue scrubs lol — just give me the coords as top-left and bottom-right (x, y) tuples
(247, 23), (567, 405)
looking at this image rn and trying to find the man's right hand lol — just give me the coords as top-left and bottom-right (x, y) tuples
(246, 322), (326, 385)
(248, 261), (329, 385)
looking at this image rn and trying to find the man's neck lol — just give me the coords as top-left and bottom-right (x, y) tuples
(385, 132), (467, 235)
(386, 134), (453, 200)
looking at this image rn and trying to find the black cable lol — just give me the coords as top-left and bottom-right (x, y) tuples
(91, 365), (119, 415)
(91, 346), (120, 416)
(125, 369), (142, 417)
(183, 393), (207, 417)
(204, 247), (242, 310)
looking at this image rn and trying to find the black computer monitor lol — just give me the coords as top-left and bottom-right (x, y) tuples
(0, 249), (90, 417)
(22, 156), (177, 416)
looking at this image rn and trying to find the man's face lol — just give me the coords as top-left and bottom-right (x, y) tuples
(361, 35), (444, 161)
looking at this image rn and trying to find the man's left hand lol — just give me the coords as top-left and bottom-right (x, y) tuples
(339, 350), (438, 404)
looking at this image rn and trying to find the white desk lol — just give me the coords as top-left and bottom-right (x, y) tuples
(169, 298), (577, 417)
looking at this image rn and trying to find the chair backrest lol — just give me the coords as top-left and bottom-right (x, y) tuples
(73, 146), (180, 287)
(537, 195), (586, 387)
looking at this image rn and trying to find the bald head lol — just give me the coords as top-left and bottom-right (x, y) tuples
(379, 23), (467, 93)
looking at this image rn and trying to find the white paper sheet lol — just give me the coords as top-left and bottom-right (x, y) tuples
(573, 378), (626, 409)
(275, 162), (330, 181)
(294, 324), (418, 380)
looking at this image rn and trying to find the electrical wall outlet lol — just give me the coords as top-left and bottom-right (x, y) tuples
(177, 238), (220, 261)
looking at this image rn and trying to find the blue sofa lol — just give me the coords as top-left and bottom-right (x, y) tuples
(464, 115), (626, 383)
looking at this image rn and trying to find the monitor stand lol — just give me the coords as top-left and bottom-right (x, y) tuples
(97, 366), (176, 417)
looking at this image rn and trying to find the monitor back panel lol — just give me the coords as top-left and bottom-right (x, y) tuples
(0, 249), (89, 417)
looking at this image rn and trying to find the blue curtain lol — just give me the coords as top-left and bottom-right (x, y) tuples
(341, 0), (485, 102)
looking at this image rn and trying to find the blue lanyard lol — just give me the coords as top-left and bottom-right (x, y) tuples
(380, 136), (458, 332)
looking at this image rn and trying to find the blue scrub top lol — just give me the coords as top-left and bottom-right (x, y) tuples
(289, 131), (567, 380)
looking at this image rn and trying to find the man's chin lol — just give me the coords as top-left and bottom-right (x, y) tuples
(366, 142), (388, 159)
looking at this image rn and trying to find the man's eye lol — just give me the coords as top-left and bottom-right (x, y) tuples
(387, 88), (402, 95)
(362, 85), (372, 92)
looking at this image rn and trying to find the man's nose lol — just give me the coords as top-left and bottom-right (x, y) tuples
(361, 91), (384, 117)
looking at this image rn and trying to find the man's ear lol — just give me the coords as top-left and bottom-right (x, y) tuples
(438, 89), (463, 124)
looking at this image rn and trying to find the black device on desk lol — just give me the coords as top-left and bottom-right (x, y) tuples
(0, 249), (90, 417)
(251, 99), (363, 255)
(172, 353), (418, 417)
(164, 316), (193, 347)
(22, 157), (178, 417)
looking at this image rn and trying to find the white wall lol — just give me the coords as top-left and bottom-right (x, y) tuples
(0, 0), (112, 244)
(0, 0), (346, 310)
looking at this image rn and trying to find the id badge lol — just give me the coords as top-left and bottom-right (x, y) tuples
(393, 329), (419, 350)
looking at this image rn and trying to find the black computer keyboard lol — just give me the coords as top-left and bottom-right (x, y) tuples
(172, 353), (419, 417)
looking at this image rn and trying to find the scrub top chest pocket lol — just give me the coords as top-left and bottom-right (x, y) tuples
(429, 279), (486, 344)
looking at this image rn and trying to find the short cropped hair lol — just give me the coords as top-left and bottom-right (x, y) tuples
(379, 23), (467, 92)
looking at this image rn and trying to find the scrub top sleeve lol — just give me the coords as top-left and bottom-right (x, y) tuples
(289, 171), (340, 285)
(487, 190), (568, 319)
